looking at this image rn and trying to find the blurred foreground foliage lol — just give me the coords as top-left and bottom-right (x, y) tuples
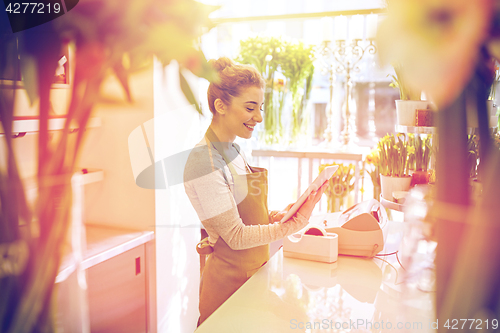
(0, 0), (218, 332)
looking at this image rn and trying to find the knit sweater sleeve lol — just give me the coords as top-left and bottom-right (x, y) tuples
(183, 142), (309, 250)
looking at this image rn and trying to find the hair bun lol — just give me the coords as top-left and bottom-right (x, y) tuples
(209, 57), (234, 72)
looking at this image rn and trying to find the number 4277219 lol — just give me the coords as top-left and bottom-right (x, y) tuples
(5, 2), (61, 14)
(443, 319), (498, 330)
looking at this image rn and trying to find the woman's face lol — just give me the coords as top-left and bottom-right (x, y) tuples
(220, 86), (264, 140)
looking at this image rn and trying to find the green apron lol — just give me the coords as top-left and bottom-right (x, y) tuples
(197, 127), (270, 326)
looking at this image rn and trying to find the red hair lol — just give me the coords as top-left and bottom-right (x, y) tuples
(207, 57), (265, 115)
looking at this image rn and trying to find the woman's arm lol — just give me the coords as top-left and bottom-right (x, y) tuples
(269, 203), (294, 223)
(184, 151), (326, 250)
(206, 206), (309, 250)
(217, 184), (326, 250)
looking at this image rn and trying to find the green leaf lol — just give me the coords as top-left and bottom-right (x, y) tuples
(19, 53), (39, 106)
(112, 62), (133, 102)
(179, 68), (201, 114)
(0, 35), (19, 81)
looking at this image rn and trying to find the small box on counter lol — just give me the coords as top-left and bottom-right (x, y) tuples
(283, 226), (338, 264)
(415, 109), (436, 126)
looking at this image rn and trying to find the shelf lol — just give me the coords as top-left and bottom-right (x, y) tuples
(23, 168), (104, 192)
(396, 124), (498, 135)
(467, 126), (498, 136)
(395, 125), (436, 134)
(0, 79), (70, 89)
(0, 116), (101, 136)
(79, 168), (104, 185)
(252, 149), (365, 161)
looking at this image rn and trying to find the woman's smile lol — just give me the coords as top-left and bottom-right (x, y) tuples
(244, 123), (255, 131)
(213, 85), (264, 141)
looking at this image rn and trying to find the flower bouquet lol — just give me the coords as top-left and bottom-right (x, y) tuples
(237, 36), (286, 145)
(279, 40), (315, 143)
(237, 36), (315, 146)
(364, 148), (381, 200)
(319, 162), (355, 212)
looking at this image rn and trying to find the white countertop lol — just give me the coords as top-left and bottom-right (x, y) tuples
(57, 224), (154, 283)
(196, 215), (436, 332)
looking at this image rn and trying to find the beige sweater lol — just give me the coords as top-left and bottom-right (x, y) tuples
(183, 136), (308, 250)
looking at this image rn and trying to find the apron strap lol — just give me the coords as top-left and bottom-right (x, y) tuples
(231, 143), (253, 173)
(196, 237), (214, 255)
(206, 143), (230, 186)
(205, 127), (248, 178)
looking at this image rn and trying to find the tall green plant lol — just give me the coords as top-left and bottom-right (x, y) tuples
(237, 37), (315, 145)
(389, 63), (421, 100)
(416, 135), (433, 171)
(378, 133), (411, 177)
(488, 64), (500, 100)
(280, 41), (315, 142)
(237, 36), (286, 145)
(0, 1), (218, 332)
(467, 135), (479, 178)
(407, 133), (433, 171)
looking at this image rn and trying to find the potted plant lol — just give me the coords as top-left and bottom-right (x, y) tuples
(408, 134), (433, 185)
(378, 133), (412, 201)
(390, 64), (428, 126)
(487, 64), (500, 126)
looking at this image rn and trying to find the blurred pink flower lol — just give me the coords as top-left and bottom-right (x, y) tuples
(377, 0), (493, 108)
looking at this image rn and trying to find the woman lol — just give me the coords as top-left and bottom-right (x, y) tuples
(183, 57), (326, 326)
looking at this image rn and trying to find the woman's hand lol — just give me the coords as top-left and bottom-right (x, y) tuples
(297, 182), (328, 221)
(270, 203), (294, 222)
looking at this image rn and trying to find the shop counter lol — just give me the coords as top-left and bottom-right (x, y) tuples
(196, 216), (435, 332)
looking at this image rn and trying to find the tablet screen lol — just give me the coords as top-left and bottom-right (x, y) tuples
(279, 165), (339, 223)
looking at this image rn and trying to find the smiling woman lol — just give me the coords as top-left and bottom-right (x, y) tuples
(211, 83), (264, 140)
(183, 57), (328, 326)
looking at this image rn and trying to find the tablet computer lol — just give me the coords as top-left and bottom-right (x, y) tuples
(280, 165), (339, 223)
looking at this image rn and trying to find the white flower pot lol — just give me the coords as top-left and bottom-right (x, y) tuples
(468, 100), (498, 128)
(486, 100), (498, 127)
(487, 100), (497, 116)
(395, 100), (429, 126)
(380, 174), (412, 201)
